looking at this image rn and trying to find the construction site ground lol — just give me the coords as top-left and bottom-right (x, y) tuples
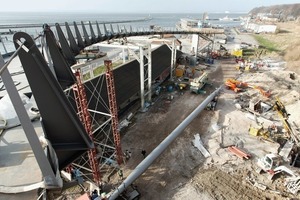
(112, 34), (300, 199)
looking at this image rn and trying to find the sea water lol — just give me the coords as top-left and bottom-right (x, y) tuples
(0, 12), (246, 54)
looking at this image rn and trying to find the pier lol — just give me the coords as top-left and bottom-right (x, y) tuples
(0, 17), (152, 29)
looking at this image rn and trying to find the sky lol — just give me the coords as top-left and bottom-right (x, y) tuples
(1, 0), (300, 13)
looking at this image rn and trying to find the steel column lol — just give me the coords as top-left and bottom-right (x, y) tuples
(139, 46), (145, 109)
(89, 21), (96, 43)
(81, 21), (91, 46)
(117, 24), (120, 33)
(44, 25), (76, 89)
(147, 44), (152, 102)
(96, 21), (102, 41)
(170, 39), (176, 81)
(73, 22), (85, 50)
(109, 86), (222, 200)
(0, 36), (8, 54)
(55, 23), (76, 66)
(103, 24), (108, 36)
(110, 24), (115, 35)
(65, 22), (80, 55)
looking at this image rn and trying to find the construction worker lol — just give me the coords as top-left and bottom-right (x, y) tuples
(118, 169), (123, 180)
(124, 149), (132, 159)
(141, 150), (146, 158)
(90, 189), (99, 200)
(179, 86), (184, 95)
(290, 150), (296, 166)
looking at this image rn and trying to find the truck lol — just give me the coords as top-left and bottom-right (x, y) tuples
(257, 153), (300, 194)
(257, 154), (297, 179)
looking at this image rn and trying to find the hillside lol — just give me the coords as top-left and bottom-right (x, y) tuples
(272, 22), (300, 74)
(249, 3), (300, 18)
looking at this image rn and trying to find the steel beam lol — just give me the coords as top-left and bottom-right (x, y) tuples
(65, 22), (80, 55)
(55, 23), (76, 66)
(81, 21), (91, 46)
(109, 86), (222, 199)
(89, 21), (96, 44)
(50, 25), (218, 52)
(117, 24), (120, 33)
(95, 21), (102, 41)
(103, 24), (108, 36)
(44, 25), (76, 89)
(110, 24), (115, 35)
(123, 26), (127, 33)
(73, 21), (85, 50)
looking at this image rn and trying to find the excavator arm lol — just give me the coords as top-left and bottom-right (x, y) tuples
(224, 79), (271, 98)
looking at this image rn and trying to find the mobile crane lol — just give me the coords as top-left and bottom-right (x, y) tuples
(190, 72), (208, 94)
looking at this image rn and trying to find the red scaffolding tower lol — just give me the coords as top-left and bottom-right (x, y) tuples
(104, 60), (123, 165)
(73, 70), (101, 185)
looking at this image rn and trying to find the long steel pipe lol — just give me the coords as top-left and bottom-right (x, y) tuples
(109, 86), (222, 199)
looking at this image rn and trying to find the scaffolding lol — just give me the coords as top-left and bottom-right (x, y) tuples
(73, 70), (101, 185)
(65, 60), (124, 185)
(104, 60), (123, 165)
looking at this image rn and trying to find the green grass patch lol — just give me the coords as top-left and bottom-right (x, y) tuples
(83, 73), (91, 80)
(93, 66), (106, 76)
(253, 35), (280, 52)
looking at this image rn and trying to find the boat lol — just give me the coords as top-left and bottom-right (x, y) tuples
(219, 16), (233, 21)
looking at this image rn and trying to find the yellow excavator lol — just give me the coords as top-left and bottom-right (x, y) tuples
(274, 97), (299, 145)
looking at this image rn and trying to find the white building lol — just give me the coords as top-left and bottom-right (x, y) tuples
(246, 23), (277, 34)
(179, 18), (199, 30)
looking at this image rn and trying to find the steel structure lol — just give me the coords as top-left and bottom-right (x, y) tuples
(165, 39), (177, 81)
(139, 45), (152, 110)
(69, 63), (119, 184)
(127, 44), (152, 109)
(53, 21), (220, 68)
